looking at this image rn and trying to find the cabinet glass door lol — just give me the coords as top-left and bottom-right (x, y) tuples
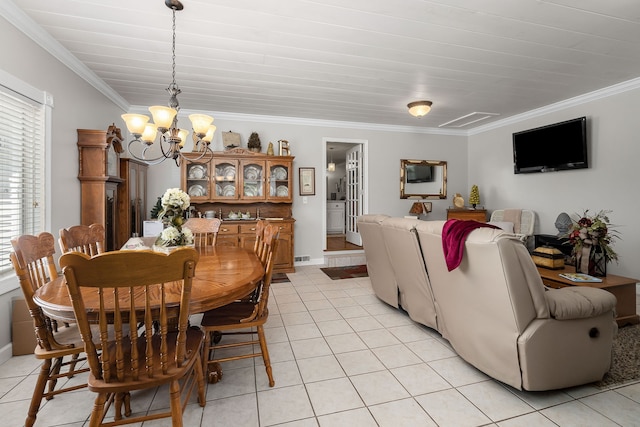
(185, 161), (210, 200)
(241, 160), (265, 200)
(267, 161), (291, 201)
(213, 160), (238, 199)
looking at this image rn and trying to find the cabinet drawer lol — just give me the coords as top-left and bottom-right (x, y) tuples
(328, 202), (345, 209)
(240, 223), (260, 234)
(218, 224), (239, 234)
(268, 222), (292, 234)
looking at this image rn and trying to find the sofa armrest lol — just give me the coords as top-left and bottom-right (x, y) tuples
(544, 287), (617, 320)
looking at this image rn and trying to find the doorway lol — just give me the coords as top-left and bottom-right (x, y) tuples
(323, 138), (367, 252)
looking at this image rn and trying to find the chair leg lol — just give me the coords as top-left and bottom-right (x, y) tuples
(25, 358), (52, 427)
(45, 357), (63, 399)
(257, 325), (275, 387)
(193, 353), (206, 407)
(169, 379), (183, 427)
(67, 353), (79, 379)
(89, 393), (107, 427)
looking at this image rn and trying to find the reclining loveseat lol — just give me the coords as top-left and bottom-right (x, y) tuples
(357, 215), (617, 391)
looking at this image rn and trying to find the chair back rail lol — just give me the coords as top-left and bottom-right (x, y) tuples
(59, 223), (105, 255)
(183, 218), (221, 246)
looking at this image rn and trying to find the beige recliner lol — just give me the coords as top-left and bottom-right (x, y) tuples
(379, 217), (438, 330)
(357, 214), (398, 307)
(414, 220), (617, 391)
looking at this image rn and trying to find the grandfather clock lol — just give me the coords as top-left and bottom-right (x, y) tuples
(77, 125), (124, 250)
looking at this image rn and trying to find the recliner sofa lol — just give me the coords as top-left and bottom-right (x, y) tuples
(357, 215), (617, 391)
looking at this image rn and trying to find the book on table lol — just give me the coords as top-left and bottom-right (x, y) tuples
(558, 273), (603, 283)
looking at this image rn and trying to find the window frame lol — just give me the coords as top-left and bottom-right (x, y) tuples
(0, 69), (52, 294)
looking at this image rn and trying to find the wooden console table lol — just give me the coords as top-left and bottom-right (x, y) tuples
(537, 265), (639, 327)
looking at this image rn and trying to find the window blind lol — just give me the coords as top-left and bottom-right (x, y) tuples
(0, 87), (44, 275)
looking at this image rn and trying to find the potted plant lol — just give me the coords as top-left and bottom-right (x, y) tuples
(565, 209), (620, 277)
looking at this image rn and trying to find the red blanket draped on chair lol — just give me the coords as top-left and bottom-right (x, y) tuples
(442, 219), (500, 271)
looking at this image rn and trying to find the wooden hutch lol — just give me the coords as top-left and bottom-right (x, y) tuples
(181, 148), (295, 273)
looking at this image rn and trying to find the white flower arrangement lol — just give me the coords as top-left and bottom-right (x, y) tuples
(155, 188), (194, 247)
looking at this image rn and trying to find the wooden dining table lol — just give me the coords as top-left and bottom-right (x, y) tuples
(33, 245), (265, 323)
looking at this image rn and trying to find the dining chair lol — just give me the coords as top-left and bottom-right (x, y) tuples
(200, 223), (279, 386)
(253, 219), (267, 264)
(183, 217), (221, 246)
(10, 233), (90, 427)
(58, 223), (105, 255)
(59, 247), (205, 427)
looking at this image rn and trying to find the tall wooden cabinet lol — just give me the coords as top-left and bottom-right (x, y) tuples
(77, 128), (123, 251)
(117, 159), (148, 247)
(180, 148), (296, 273)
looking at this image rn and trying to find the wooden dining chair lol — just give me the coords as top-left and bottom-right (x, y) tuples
(200, 224), (280, 386)
(183, 217), (221, 247)
(59, 247), (205, 427)
(253, 219), (267, 264)
(58, 223), (105, 255)
(10, 233), (90, 427)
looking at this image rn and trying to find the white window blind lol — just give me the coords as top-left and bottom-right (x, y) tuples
(0, 86), (45, 275)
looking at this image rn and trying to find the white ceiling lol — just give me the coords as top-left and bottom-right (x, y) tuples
(7, 0), (640, 130)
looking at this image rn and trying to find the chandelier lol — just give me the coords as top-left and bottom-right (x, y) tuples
(121, 0), (215, 166)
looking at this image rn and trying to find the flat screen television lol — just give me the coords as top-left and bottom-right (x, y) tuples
(512, 116), (588, 174)
(406, 164), (434, 183)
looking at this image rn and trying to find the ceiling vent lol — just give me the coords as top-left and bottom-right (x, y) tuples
(439, 112), (500, 128)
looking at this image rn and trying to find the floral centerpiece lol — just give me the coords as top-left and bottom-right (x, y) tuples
(565, 209), (620, 277)
(155, 188), (194, 247)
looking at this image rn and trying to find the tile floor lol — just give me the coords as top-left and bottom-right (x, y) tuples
(2, 265), (640, 426)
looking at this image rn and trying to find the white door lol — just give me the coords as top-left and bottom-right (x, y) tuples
(345, 145), (363, 246)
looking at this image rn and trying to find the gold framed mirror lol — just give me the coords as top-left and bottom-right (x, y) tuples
(400, 159), (447, 199)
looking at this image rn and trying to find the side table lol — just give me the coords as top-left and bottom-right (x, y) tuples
(446, 208), (487, 222)
(537, 265), (639, 327)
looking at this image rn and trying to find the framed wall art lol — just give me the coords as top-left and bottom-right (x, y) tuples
(299, 167), (315, 196)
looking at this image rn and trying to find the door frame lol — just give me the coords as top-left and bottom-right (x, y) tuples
(322, 137), (368, 250)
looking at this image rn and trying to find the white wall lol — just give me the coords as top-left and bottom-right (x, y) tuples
(468, 88), (640, 279)
(144, 117), (468, 262)
(0, 17), (124, 353)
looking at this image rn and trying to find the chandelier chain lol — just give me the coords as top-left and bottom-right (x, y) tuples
(171, 9), (177, 87)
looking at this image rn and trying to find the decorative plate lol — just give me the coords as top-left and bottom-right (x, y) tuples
(244, 184), (258, 197)
(188, 164), (206, 179)
(222, 165), (236, 179)
(216, 184), (222, 196)
(276, 185), (289, 197)
(188, 184), (205, 197)
(222, 184), (235, 197)
(273, 166), (287, 180)
(244, 166), (260, 180)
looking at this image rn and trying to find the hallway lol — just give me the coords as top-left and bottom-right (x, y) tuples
(326, 235), (362, 252)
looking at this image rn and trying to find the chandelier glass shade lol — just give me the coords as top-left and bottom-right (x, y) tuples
(407, 100), (433, 118)
(121, 0), (215, 166)
(327, 148), (336, 172)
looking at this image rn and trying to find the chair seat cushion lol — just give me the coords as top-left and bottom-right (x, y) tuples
(200, 301), (264, 327)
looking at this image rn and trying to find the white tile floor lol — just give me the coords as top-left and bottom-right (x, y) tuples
(2, 266), (640, 426)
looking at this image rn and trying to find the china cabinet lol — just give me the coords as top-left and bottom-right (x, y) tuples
(180, 148), (295, 273)
(77, 127), (123, 251)
(117, 158), (148, 247)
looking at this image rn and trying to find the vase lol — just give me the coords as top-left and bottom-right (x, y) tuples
(575, 244), (607, 277)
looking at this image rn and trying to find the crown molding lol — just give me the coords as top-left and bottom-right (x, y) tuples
(468, 77), (640, 136)
(2, 0), (129, 111)
(128, 105), (468, 136)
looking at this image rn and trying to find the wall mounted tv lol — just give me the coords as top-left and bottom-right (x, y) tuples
(512, 116), (588, 174)
(406, 163), (434, 183)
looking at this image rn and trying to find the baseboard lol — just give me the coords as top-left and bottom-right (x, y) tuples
(0, 343), (13, 365)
